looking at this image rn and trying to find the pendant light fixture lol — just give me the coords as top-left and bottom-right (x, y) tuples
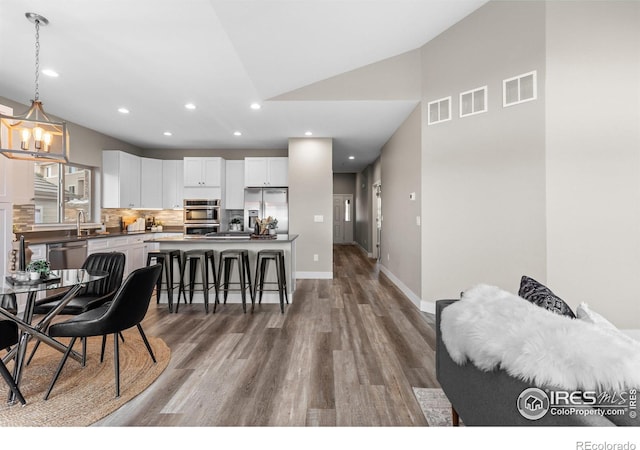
(0, 12), (69, 163)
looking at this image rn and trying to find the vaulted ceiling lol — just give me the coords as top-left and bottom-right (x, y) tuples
(0, 0), (488, 172)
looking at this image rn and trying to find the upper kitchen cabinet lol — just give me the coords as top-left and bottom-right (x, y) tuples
(224, 160), (244, 210)
(244, 157), (288, 187)
(0, 155), (10, 202)
(140, 157), (163, 208)
(102, 150), (141, 208)
(184, 157), (224, 187)
(0, 157), (34, 204)
(162, 160), (184, 209)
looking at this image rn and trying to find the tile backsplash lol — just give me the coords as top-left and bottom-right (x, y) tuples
(102, 208), (184, 228)
(13, 204), (35, 232)
(12, 204), (184, 231)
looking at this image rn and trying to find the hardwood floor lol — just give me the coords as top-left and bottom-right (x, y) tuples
(95, 244), (439, 426)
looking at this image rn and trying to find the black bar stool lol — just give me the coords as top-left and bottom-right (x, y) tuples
(216, 249), (254, 313)
(178, 249), (218, 313)
(254, 249), (288, 313)
(146, 249), (184, 312)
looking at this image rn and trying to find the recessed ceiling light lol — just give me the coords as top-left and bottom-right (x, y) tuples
(163, 131), (172, 136)
(250, 103), (261, 110)
(348, 156), (355, 160)
(42, 69), (59, 77)
(117, 107), (130, 114)
(185, 103), (196, 110)
(305, 131), (313, 136)
(233, 131), (242, 136)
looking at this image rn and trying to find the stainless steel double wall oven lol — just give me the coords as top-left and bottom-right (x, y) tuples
(183, 199), (220, 236)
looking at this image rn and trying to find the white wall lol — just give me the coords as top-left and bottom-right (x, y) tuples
(545, 1), (640, 328)
(289, 138), (333, 278)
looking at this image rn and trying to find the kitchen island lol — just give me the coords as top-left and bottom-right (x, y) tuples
(147, 234), (298, 306)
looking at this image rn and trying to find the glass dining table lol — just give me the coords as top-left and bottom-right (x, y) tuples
(0, 269), (108, 404)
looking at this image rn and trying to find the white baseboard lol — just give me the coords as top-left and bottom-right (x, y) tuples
(378, 265), (422, 310)
(377, 265), (435, 314)
(420, 300), (436, 315)
(356, 243), (374, 258)
(296, 271), (333, 279)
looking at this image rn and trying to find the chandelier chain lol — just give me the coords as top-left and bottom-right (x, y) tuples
(34, 19), (40, 101)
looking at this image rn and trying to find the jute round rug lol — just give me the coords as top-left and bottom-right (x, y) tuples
(0, 329), (170, 426)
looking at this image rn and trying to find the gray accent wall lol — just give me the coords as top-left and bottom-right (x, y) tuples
(289, 138), (333, 277)
(355, 166), (373, 252)
(333, 173), (356, 195)
(380, 105), (422, 302)
(420, 1), (547, 305)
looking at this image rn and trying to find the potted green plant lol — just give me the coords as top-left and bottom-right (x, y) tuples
(229, 217), (243, 232)
(26, 259), (51, 279)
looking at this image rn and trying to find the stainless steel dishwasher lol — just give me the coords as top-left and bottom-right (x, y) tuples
(47, 241), (88, 269)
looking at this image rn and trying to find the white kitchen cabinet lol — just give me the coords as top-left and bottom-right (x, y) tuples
(244, 157), (288, 187)
(162, 160), (184, 209)
(87, 234), (148, 277)
(140, 158), (163, 208)
(10, 160), (34, 204)
(0, 157), (34, 204)
(184, 157), (224, 187)
(224, 160), (245, 209)
(127, 235), (146, 273)
(102, 150), (141, 208)
(0, 157), (9, 202)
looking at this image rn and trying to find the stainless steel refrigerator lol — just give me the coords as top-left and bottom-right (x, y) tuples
(244, 187), (288, 234)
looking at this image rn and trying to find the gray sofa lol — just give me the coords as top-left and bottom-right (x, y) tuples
(435, 299), (634, 426)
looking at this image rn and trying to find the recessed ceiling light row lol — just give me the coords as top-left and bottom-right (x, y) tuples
(117, 100), (314, 140)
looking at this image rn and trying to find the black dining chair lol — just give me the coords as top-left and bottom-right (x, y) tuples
(43, 264), (162, 400)
(0, 319), (26, 405)
(33, 252), (126, 316)
(27, 252), (126, 365)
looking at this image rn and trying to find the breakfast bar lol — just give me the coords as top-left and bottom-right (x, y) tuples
(147, 234), (298, 307)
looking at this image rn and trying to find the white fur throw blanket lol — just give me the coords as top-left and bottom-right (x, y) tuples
(440, 284), (640, 391)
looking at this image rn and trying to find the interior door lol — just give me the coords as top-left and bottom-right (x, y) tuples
(333, 194), (353, 244)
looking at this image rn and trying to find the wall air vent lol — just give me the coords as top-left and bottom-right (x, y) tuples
(460, 86), (488, 118)
(503, 71), (537, 107)
(427, 96), (452, 125)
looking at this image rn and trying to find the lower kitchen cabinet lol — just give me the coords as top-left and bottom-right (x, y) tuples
(87, 235), (149, 277)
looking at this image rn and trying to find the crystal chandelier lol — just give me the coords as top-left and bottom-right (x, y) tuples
(0, 13), (69, 163)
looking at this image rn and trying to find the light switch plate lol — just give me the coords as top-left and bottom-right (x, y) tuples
(314, 215), (324, 223)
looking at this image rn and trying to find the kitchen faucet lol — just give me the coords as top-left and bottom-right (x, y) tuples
(77, 210), (86, 237)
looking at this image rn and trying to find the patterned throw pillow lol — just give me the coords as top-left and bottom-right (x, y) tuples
(518, 275), (576, 318)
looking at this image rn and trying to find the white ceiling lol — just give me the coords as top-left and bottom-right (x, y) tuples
(0, 0), (487, 172)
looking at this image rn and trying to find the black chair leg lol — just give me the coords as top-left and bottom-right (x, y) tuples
(113, 333), (120, 398)
(0, 360), (26, 405)
(44, 336), (77, 400)
(81, 337), (87, 367)
(100, 335), (107, 363)
(189, 258), (197, 304)
(137, 324), (156, 364)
